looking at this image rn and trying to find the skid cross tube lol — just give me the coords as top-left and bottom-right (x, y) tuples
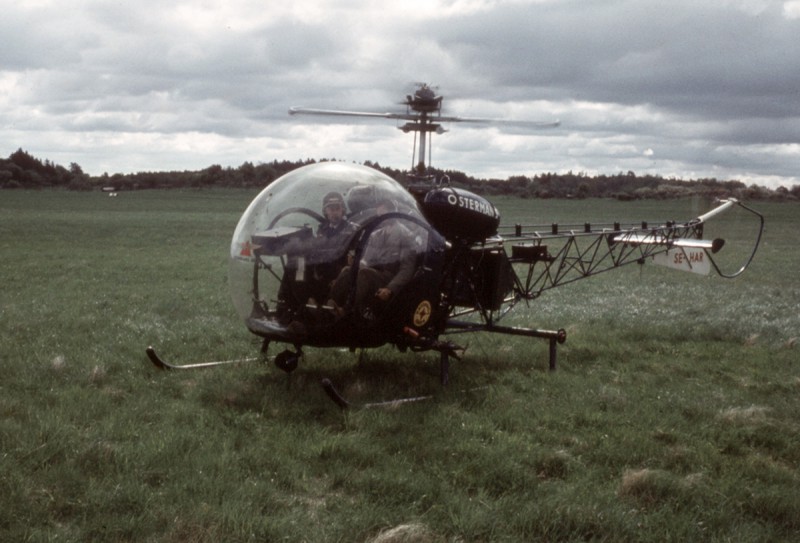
(446, 319), (566, 370)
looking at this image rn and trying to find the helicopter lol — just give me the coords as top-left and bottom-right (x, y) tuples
(146, 83), (764, 409)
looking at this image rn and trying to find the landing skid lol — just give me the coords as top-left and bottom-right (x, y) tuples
(146, 346), (265, 370)
(321, 378), (486, 410)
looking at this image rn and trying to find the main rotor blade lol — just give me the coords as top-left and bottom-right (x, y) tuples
(288, 107), (417, 121)
(434, 115), (561, 128)
(289, 107), (560, 128)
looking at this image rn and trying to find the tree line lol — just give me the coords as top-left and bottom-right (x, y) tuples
(2, 148), (797, 201)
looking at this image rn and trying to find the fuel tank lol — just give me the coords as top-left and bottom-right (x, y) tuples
(421, 187), (500, 242)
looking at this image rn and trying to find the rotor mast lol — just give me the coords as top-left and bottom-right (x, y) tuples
(418, 121), (428, 172)
(401, 112), (441, 173)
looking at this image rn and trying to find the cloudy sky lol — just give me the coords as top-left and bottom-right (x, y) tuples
(3, 0), (799, 188)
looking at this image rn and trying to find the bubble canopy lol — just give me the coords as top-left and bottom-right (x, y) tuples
(229, 162), (430, 327)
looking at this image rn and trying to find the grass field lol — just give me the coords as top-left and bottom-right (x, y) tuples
(1, 189), (798, 542)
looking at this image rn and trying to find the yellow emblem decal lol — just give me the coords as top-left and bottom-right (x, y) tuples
(413, 300), (432, 327)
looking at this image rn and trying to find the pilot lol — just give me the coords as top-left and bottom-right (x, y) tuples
(317, 191), (350, 238)
(281, 191), (358, 333)
(304, 191), (356, 308)
(328, 199), (417, 318)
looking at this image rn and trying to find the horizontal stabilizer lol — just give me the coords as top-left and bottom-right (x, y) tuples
(613, 234), (725, 254)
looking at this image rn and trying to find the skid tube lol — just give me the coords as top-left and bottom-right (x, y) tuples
(446, 320), (567, 370)
(146, 346), (269, 370)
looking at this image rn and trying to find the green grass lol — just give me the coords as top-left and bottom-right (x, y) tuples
(1, 190), (798, 542)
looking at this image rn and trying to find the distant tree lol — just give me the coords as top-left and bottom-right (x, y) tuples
(239, 161), (256, 186)
(2, 149), (793, 201)
(10, 149), (40, 171)
(0, 169), (16, 188)
(200, 165), (224, 186)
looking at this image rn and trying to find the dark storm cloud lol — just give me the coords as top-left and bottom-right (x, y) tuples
(429, 1), (800, 121)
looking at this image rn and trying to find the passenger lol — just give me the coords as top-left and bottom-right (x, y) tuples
(328, 199), (417, 318)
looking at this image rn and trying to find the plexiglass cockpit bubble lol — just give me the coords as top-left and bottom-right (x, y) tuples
(229, 162), (434, 338)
